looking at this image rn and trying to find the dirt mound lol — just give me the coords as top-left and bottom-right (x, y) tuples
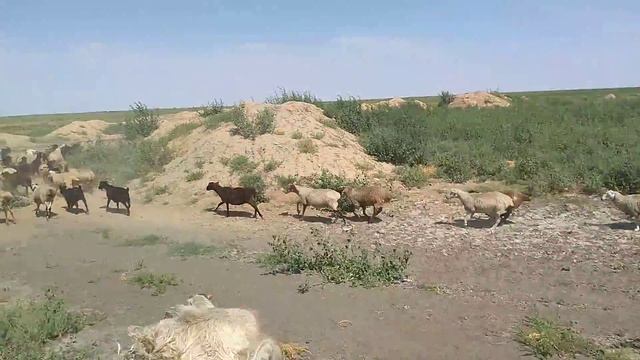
(145, 101), (394, 203)
(0, 133), (34, 150)
(361, 97), (430, 111)
(448, 92), (511, 109)
(149, 111), (202, 139)
(48, 120), (120, 142)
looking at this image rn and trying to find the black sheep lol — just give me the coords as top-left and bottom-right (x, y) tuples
(98, 180), (131, 216)
(205, 181), (263, 218)
(59, 184), (89, 214)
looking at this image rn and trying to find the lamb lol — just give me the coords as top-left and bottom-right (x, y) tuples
(0, 191), (16, 226)
(445, 189), (514, 231)
(59, 184), (89, 214)
(287, 183), (344, 223)
(342, 185), (392, 223)
(126, 294), (284, 360)
(98, 180), (131, 216)
(67, 168), (96, 189)
(206, 181), (263, 219)
(601, 189), (640, 231)
(31, 183), (57, 219)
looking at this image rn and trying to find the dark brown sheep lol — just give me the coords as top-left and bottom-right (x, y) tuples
(499, 190), (530, 221)
(206, 181), (263, 219)
(59, 184), (89, 214)
(98, 180), (131, 216)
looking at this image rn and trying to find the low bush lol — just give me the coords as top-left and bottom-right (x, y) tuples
(227, 155), (257, 174)
(163, 122), (200, 142)
(297, 138), (318, 154)
(239, 172), (267, 203)
(197, 99), (224, 118)
(397, 165), (429, 188)
(230, 106), (276, 140)
(129, 271), (179, 296)
(438, 90), (455, 107)
(124, 102), (159, 140)
(266, 88), (321, 105)
(259, 231), (412, 287)
(263, 159), (282, 172)
(322, 96), (371, 134)
(185, 169), (205, 182)
(276, 174), (298, 190)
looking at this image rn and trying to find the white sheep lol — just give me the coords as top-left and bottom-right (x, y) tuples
(67, 168), (96, 189)
(0, 190), (16, 226)
(126, 294), (284, 360)
(46, 145), (68, 171)
(46, 170), (79, 188)
(601, 189), (640, 231)
(445, 189), (514, 231)
(287, 183), (344, 223)
(32, 183), (57, 219)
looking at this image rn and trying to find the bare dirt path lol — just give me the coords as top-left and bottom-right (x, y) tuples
(0, 189), (639, 359)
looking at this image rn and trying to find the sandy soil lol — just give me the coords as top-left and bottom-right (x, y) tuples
(449, 92), (511, 108)
(1, 186), (638, 359)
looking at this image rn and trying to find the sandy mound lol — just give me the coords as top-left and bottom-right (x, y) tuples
(361, 97), (430, 111)
(0, 133), (34, 150)
(48, 120), (121, 142)
(448, 92), (511, 109)
(604, 93), (616, 100)
(149, 111), (203, 139)
(146, 101), (394, 203)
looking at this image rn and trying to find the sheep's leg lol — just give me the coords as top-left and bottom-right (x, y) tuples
(35, 203), (41, 214)
(3, 208), (7, 226)
(301, 204), (308, 216)
(361, 206), (368, 217)
(464, 211), (473, 227)
(126, 202), (131, 216)
(105, 198), (111, 211)
(490, 216), (501, 231)
(226, 203), (230, 217)
(8, 208), (15, 224)
(82, 198), (89, 214)
(116, 202), (120, 209)
(250, 201), (264, 219)
(374, 206), (383, 217)
(213, 201), (224, 212)
(296, 202), (301, 215)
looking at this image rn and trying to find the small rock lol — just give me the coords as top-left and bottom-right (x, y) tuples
(561, 266), (571, 271)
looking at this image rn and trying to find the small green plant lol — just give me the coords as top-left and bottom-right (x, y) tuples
(227, 155), (257, 174)
(276, 174), (298, 190)
(266, 88), (320, 105)
(185, 169), (205, 182)
(0, 295), (87, 360)
(322, 96), (370, 134)
(297, 138), (318, 154)
(254, 108), (276, 135)
(230, 106), (276, 140)
(258, 231), (411, 287)
(124, 102), (160, 139)
(239, 173), (267, 203)
(397, 165), (429, 188)
(195, 159), (206, 169)
(103, 122), (126, 135)
(163, 122), (200, 142)
(312, 131), (325, 140)
(154, 185), (169, 195)
(197, 99), (224, 118)
(438, 90), (455, 107)
(168, 241), (218, 257)
(120, 234), (165, 247)
(290, 130), (303, 139)
(129, 271), (179, 296)
(263, 159), (282, 172)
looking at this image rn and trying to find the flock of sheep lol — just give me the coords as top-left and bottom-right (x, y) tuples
(1, 143), (640, 233)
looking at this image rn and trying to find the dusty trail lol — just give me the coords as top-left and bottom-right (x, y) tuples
(0, 190), (639, 359)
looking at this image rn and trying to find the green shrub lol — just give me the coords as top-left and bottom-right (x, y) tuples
(276, 174), (298, 190)
(297, 138), (317, 154)
(239, 172), (267, 203)
(322, 96), (370, 134)
(263, 159), (281, 172)
(197, 99), (224, 118)
(124, 102), (159, 139)
(0, 296), (87, 360)
(290, 130), (303, 139)
(254, 108), (276, 135)
(204, 107), (240, 130)
(185, 169), (205, 182)
(397, 165), (429, 188)
(129, 272), (179, 296)
(312, 131), (325, 140)
(229, 106), (276, 140)
(259, 231), (412, 287)
(163, 122), (200, 142)
(227, 155), (257, 174)
(438, 91), (455, 107)
(436, 153), (473, 183)
(266, 88), (321, 105)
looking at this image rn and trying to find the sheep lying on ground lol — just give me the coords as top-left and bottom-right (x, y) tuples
(287, 184), (344, 223)
(0, 191), (16, 226)
(342, 185), (392, 223)
(126, 294), (284, 360)
(206, 181), (263, 219)
(32, 183), (57, 219)
(59, 184), (89, 214)
(98, 180), (131, 216)
(601, 189), (640, 231)
(445, 189), (514, 231)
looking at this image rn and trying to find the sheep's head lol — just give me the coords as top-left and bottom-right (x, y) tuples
(444, 189), (460, 200)
(341, 186), (353, 197)
(286, 184), (299, 194)
(98, 180), (109, 190)
(601, 190), (617, 201)
(206, 181), (220, 191)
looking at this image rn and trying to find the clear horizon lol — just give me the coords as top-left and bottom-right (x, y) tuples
(1, 0), (639, 116)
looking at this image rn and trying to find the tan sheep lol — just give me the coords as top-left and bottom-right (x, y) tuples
(342, 185), (392, 223)
(46, 170), (79, 188)
(445, 189), (514, 231)
(287, 184), (343, 223)
(0, 191), (16, 226)
(601, 189), (640, 231)
(32, 183), (57, 219)
(67, 168), (96, 189)
(126, 294), (284, 360)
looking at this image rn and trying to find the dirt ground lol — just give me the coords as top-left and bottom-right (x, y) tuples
(0, 186), (639, 359)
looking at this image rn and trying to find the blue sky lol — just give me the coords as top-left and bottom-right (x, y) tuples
(1, 0), (639, 115)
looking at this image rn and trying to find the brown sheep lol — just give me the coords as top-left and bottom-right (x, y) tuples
(0, 191), (16, 225)
(342, 185), (392, 223)
(206, 181), (263, 219)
